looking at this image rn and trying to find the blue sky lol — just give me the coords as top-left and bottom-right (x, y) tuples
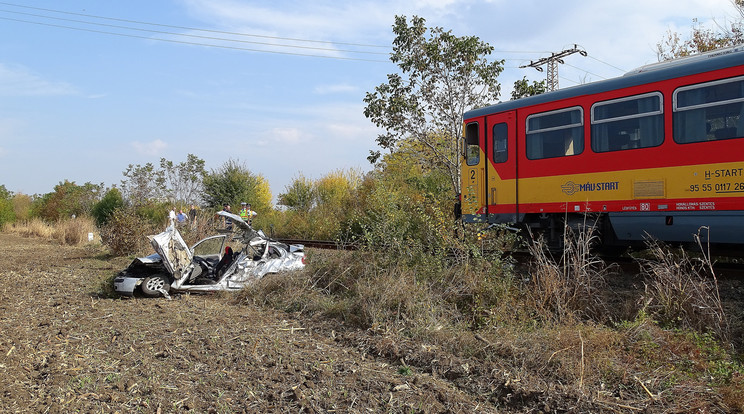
(0, 0), (738, 199)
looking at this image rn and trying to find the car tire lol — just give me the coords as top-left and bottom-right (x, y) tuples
(141, 274), (171, 297)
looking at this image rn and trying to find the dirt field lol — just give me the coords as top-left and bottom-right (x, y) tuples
(0, 233), (513, 413)
(1, 232), (742, 413)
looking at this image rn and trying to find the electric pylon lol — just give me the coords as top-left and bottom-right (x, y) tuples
(520, 45), (587, 91)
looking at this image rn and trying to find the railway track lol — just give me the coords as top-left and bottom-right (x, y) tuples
(278, 237), (744, 278)
(276, 238), (356, 250)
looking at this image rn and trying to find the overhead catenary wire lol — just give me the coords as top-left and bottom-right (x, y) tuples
(0, 1), (390, 49)
(0, 1), (618, 79)
(0, 15), (392, 62)
(587, 55), (627, 73)
(562, 62), (608, 80)
(0, 8), (389, 56)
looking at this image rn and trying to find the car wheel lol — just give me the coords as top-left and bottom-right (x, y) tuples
(141, 274), (171, 297)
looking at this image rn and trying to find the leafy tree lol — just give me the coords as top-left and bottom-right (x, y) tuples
(341, 134), (456, 257)
(656, 2), (744, 60)
(120, 162), (164, 207)
(0, 185), (13, 226)
(12, 193), (32, 222)
(202, 159), (272, 215)
(120, 154), (207, 207)
(273, 170), (363, 239)
(278, 174), (315, 212)
(0, 184), (10, 200)
(0, 198), (13, 227)
(160, 154), (206, 205)
(91, 187), (125, 227)
(32, 180), (104, 221)
(511, 76), (547, 100)
(363, 15), (504, 196)
(315, 169), (361, 211)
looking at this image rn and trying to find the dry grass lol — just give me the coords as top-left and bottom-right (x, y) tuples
(239, 249), (448, 330)
(525, 224), (616, 324)
(639, 233), (729, 341)
(4, 217), (99, 246)
(235, 223), (744, 412)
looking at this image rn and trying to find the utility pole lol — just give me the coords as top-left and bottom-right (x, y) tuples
(520, 45), (587, 91)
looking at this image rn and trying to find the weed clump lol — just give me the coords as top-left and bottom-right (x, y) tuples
(525, 225), (615, 325)
(99, 209), (158, 256)
(638, 236), (729, 342)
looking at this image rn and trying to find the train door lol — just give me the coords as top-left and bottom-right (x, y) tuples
(485, 111), (518, 223)
(461, 121), (487, 222)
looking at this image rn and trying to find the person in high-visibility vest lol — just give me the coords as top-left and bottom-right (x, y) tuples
(239, 202), (257, 225)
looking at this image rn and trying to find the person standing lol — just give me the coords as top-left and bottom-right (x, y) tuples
(169, 207), (177, 225)
(222, 204), (233, 231)
(239, 202), (257, 225)
(188, 204), (197, 229)
(176, 209), (188, 225)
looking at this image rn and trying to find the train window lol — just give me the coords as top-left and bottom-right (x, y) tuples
(525, 107), (584, 159)
(465, 122), (480, 166)
(673, 76), (744, 143)
(492, 123), (508, 163)
(591, 92), (663, 152)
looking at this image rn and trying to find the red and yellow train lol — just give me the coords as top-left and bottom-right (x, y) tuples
(460, 46), (744, 251)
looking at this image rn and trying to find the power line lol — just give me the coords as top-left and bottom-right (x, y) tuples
(493, 49), (552, 54)
(0, 16), (390, 62)
(0, 1), (591, 70)
(587, 55), (627, 73)
(0, 1), (390, 49)
(0, 8), (389, 56)
(562, 62), (607, 80)
(0, 2), (561, 60)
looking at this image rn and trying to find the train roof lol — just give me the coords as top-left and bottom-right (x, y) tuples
(464, 45), (744, 120)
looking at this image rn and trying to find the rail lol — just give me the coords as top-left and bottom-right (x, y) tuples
(275, 238), (357, 250)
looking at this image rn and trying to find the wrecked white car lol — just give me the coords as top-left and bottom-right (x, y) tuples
(113, 211), (305, 298)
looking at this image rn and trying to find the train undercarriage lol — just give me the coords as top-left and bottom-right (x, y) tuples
(478, 211), (744, 256)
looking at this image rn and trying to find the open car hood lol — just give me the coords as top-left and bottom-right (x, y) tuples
(148, 225), (192, 279)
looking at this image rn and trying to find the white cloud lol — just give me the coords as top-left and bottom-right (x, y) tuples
(181, 0), (394, 44)
(0, 64), (77, 96)
(314, 83), (358, 94)
(256, 127), (309, 146)
(325, 122), (378, 141)
(131, 139), (168, 156)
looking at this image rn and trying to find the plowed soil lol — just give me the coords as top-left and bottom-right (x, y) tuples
(0, 233), (512, 413)
(1, 233), (742, 413)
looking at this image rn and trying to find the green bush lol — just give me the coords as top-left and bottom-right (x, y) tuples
(100, 209), (158, 256)
(91, 188), (125, 227)
(0, 198), (15, 227)
(135, 201), (170, 226)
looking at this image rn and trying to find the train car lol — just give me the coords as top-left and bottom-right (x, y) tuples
(460, 46), (744, 252)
